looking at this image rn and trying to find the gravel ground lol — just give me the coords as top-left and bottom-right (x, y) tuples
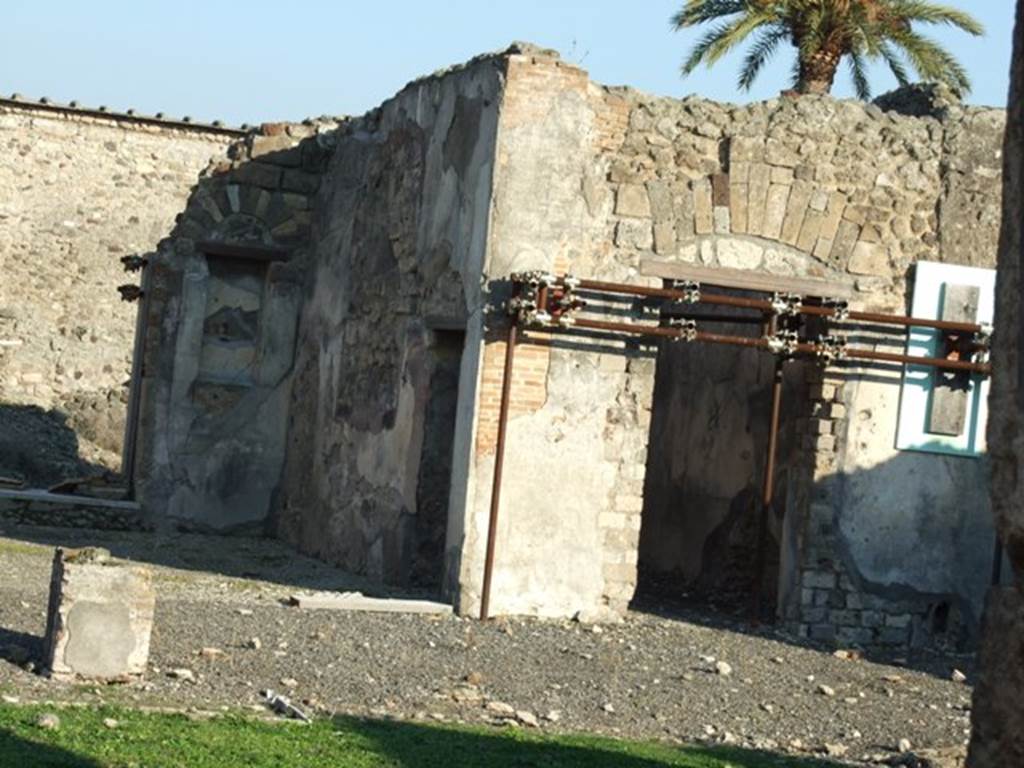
(0, 525), (974, 766)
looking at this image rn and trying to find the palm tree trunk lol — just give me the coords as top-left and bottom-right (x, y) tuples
(796, 47), (842, 95)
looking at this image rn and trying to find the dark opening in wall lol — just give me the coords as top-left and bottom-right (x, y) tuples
(633, 294), (807, 621)
(411, 328), (465, 591)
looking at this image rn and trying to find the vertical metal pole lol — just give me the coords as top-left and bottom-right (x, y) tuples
(479, 322), (518, 620)
(752, 357), (784, 623)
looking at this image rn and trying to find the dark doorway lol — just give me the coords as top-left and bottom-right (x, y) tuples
(633, 304), (807, 621)
(411, 329), (466, 591)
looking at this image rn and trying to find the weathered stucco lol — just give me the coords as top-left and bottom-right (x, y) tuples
(128, 44), (1007, 648)
(274, 54), (503, 589)
(133, 123), (329, 531)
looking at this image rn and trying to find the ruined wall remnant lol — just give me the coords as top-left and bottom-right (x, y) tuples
(968, 3), (1024, 765)
(450, 50), (1004, 635)
(128, 44), (1007, 644)
(131, 120), (334, 532)
(274, 55), (503, 589)
(44, 546), (154, 681)
(0, 100), (239, 485)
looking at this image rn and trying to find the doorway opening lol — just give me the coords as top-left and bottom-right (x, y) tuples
(411, 328), (466, 591)
(634, 300), (807, 621)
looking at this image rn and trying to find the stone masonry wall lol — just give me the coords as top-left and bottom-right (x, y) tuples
(274, 54), (504, 589)
(0, 101), (239, 486)
(458, 48), (1004, 639)
(132, 120), (333, 531)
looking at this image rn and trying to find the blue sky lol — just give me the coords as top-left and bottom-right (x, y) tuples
(0, 1), (1014, 126)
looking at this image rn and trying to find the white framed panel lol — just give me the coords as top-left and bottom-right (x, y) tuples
(895, 261), (994, 457)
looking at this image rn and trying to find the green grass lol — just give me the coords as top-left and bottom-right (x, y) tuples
(0, 704), (830, 768)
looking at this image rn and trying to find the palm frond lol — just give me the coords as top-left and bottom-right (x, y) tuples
(738, 24), (790, 91)
(886, 1), (985, 35)
(848, 49), (871, 100)
(671, 0), (749, 29)
(878, 42), (911, 87)
(890, 27), (972, 95)
(680, 11), (777, 74)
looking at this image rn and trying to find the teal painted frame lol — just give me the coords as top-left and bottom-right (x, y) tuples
(894, 261), (994, 457)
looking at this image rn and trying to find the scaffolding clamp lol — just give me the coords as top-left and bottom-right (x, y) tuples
(671, 280), (701, 304)
(510, 270), (558, 287)
(824, 297), (850, 322)
(814, 334), (848, 364)
(973, 322), (993, 364)
(770, 292), (803, 317)
(766, 330), (800, 357)
(117, 284), (143, 302)
(668, 318), (698, 342)
(120, 255), (148, 273)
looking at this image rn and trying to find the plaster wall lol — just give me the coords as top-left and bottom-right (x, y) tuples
(274, 54), (503, 589)
(0, 103), (237, 485)
(455, 50), (1004, 637)
(132, 122), (328, 531)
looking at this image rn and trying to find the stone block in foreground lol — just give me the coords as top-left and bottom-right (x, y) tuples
(43, 547), (155, 681)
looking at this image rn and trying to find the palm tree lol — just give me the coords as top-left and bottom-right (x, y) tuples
(671, 1), (984, 99)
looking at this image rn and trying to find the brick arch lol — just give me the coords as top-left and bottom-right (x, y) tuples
(168, 130), (321, 251)
(685, 139), (888, 276)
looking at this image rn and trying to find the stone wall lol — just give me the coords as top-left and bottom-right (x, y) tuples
(455, 50), (1004, 636)
(273, 54), (503, 588)
(131, 120), (334, 531)
(124, 44), (1007, 646)
(0, 100), (239, 486)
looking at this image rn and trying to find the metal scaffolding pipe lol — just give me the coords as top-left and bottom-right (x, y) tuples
(570, 277), (987, 335)
(480, 322), (518, 621)
(569, 317), (991, 375)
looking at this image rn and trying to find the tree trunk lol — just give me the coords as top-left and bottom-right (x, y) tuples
(967, 2), (1024, 764)
(796, 47), (841, 95)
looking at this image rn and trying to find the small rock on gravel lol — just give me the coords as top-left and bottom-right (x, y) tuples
(1, 695), (19, 704)
(168, 668), (196, 683)
(543, 710), (561, 723)
(823, 743), (848, 757)
(601, 703), (615, 714)
(898, 738), (913, 753)
(486, 701), (515, 717)
(817, 684), (836, 697)
(516, 710), (539, 727)
(36, 713), (60, 730)
(951, 669), (967, 683)
(714, 661), (733, 676)
(246, 638), (262, 650)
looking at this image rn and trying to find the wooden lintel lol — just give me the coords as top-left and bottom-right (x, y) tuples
(640, 258), (855, 299)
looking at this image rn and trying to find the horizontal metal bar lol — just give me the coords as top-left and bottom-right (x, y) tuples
(567, 317), (991, 375)
(570, 277), (986, 335)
